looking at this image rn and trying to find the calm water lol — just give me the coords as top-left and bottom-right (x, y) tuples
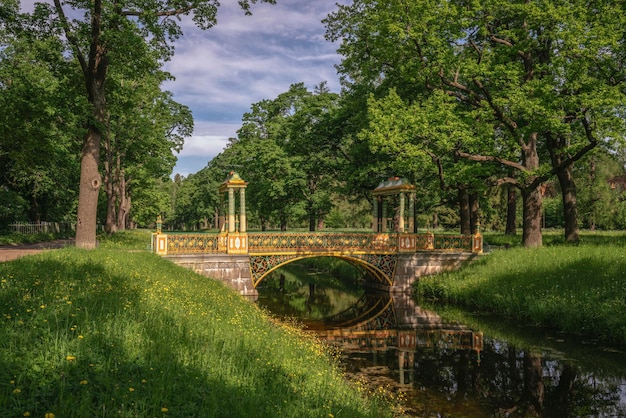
(256, 259), (626, 417)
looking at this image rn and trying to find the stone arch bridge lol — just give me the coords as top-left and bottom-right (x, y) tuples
(152, 173), (482, 296)
(152, 231), (482, 297)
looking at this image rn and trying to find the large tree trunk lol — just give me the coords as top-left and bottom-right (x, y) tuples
(74, 0), (107, 249)
(506, 185), (517, 235)
(458, 187), (471, 235)
(522, 186), (543, 247)
(521, 134), (543, 247)
(547, 133), (580, 243)
(75, 125), (103, 248)
(557, 165), (579, 243)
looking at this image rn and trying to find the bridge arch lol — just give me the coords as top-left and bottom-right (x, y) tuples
(249, 253), (397, 288)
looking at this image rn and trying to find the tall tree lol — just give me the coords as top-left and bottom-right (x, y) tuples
(325, 0), (626, 246)
(0, 6), (85, 223)
(47, 0), (274, 248)
(104, 67), (192, 233)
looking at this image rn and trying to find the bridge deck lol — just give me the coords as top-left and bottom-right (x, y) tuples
(155, 231), (481, 255)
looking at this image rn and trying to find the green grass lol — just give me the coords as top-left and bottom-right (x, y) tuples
(0, 231), (69, 246)
(0, 232), (393, 417)
(415, 238), (626, 346)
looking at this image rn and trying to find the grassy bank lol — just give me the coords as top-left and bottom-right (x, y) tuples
(0, 231), (393, 417)
(415, 239), (626, 346)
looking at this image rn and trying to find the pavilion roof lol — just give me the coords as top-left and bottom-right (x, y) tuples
(372, 177), (415, 196)
(219, 171), (248, 192)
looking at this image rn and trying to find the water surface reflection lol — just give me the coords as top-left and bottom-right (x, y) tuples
(257, 266), (626, 417)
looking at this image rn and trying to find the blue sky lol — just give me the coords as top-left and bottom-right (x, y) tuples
(162, 0), (348, 177)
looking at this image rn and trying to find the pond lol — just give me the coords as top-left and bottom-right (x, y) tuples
(256, 257), (626, 417)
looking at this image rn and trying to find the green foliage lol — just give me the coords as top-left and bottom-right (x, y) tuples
(0, 24), (83, 222)
(325, 0), (626, 245)
(415, 234), (626, 346)
(0, 190), (28, 231)
(0, 232), (391, 417)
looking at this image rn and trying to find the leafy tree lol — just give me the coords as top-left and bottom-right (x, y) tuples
(44, 0), (275, 248)
(282, 82), (341, 230)
(325, 0), (626, 246)
(235, 92), (304, 231)
(0, 7), (85, 224)
(104, 67), (192, 233)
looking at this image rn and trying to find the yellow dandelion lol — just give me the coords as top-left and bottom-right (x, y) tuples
(78, 335), (84, 339)
(66, 355), (76, 361)
(80, 380), (88, 385)
(161, 407), (168, 412)
(45, 413), (55, 418)
(13, 388), (21, 394)
(129, 387), (134, 392)
(23, 412), (30, 417)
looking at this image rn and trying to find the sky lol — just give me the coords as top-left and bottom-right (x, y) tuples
(162, 0), (349, 177)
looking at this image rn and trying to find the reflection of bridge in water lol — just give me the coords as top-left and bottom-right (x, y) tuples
(308, 292), (483, 356)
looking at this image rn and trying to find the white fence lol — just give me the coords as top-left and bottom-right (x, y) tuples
(9, 222), (75, 235)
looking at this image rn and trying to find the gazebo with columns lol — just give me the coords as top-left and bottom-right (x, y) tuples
(372, 177), (416, 233)
(218, 171), (248, 253)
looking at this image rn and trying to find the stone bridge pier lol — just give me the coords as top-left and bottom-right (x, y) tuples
(164, 251), (478, 297)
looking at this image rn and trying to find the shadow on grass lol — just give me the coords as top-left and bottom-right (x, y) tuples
(1, 252), (369, 418)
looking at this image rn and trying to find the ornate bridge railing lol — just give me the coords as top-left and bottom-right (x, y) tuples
(152, 231), (482, 256)
(248, 232), (398, 253)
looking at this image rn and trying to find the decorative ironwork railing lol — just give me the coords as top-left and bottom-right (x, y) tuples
(433, 234), (473, 252)
(165, 234), (221, 253)
(247, 232), (397, 253)
(155, 231), (480, 255)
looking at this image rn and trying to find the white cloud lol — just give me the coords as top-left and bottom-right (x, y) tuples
(177, 135), (230, 158)
(165, 0), (348, 175)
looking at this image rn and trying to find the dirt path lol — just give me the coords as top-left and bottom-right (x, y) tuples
(0, 239), (74, 262)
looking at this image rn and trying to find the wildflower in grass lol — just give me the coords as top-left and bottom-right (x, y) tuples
(80, 380), (88, 385)
(45, 413), (55, 418)
(23, 412), (30, 417)
(13, 388), (21, 394)
(161, 407), (168, 412)
(78, 335), (84, 339)
(66, 355), (76, 361)
(129, 387), (134, 392)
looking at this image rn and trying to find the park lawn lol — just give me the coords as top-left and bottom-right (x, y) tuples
(415, 240), (626, 346)
(0, 232), (395, 418)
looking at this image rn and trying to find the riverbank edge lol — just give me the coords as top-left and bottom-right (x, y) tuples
(413, 244), (626, 347)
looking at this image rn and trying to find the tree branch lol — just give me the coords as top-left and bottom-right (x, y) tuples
(53, 0), (88, 76)
(456, 150), (527, 172)
(121, 6), (195, 17)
